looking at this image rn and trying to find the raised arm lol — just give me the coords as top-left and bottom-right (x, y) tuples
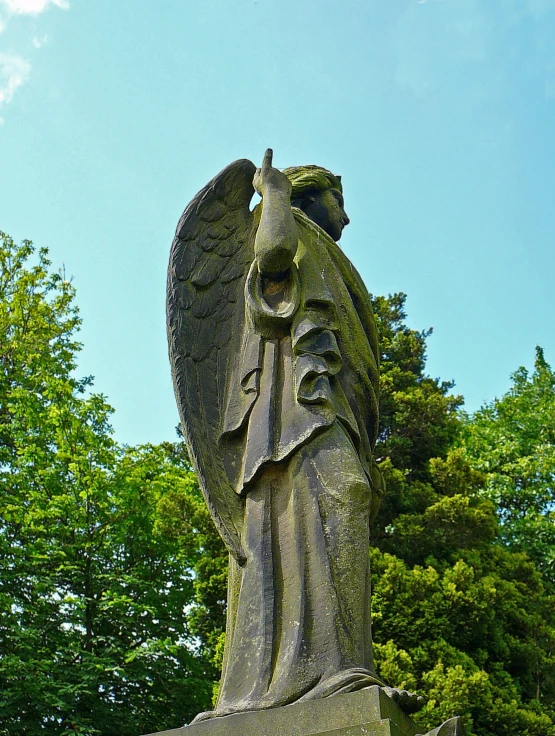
(253, 149), (298, 277)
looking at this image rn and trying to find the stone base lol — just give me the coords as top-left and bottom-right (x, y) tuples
(142, 686), (465, 736)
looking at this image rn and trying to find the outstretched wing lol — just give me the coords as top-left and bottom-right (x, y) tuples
(167, 159), (256, 562)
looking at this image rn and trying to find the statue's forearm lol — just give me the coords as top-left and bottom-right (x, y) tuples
(255, 187), (298, 277)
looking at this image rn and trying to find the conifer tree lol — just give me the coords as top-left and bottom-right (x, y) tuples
(369, 294), (555, 735)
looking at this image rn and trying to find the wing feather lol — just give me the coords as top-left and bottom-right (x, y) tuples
(167, 158), (256, 561)
(190, 252), (226, 287)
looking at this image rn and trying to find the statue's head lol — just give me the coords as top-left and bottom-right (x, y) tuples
(283, 165), (350, 242)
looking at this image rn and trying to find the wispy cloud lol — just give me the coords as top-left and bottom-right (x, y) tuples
(32, 32), (48, 47)
(0, 0), (68, 118)
(0, 0), (68, 14)
(0, 53), (31, 106)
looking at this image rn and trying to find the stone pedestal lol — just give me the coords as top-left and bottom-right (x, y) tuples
(143, 686), (464, 736)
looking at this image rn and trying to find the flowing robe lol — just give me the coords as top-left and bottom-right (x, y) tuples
(205, 208), (385, 719)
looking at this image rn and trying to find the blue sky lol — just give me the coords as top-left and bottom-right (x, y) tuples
(1, 0), (554, 445)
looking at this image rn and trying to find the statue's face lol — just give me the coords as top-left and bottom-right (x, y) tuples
(301, 187), (350, 242)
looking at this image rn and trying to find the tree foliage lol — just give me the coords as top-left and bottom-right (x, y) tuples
(1, 233), (554, 736)
(369, 294), (555, 735)
(461, 347), (555, 587)
(0, 233), (213, 735)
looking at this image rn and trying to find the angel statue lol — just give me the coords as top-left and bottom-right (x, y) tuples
(167, 150), (422, 722)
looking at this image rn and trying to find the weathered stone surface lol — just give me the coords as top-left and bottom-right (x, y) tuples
(167, 151), (395, 718)
(164, 151), (463, 731)
(143, 687), (427, 736)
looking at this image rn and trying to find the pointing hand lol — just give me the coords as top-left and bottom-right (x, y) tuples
(253, 148), (291, 197)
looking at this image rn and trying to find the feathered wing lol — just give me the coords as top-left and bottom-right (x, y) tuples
(167, 159), (257, 562)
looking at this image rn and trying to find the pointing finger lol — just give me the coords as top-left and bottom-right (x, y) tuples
(262, 148), (273, 169)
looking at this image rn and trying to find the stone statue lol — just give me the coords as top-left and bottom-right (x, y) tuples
(165, 151), (463, 736)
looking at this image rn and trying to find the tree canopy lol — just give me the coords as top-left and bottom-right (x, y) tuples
(368, 294), (555, 735)
(0, 233), (212, 735)
(461, 347), (555, 588)
(0, 234), (553, 735)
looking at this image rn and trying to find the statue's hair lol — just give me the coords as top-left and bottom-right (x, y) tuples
(282, 165), (342, 200)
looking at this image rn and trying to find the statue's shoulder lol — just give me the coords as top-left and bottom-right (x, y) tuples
(292, 207), (357, 273)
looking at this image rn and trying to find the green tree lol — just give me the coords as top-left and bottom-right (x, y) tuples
(7, 228), (550, 736)
(154, 439), (228, 690)
(0, 233), (212, 735)
(369, 295), (555, 735)
(461, 347), (555, 586)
